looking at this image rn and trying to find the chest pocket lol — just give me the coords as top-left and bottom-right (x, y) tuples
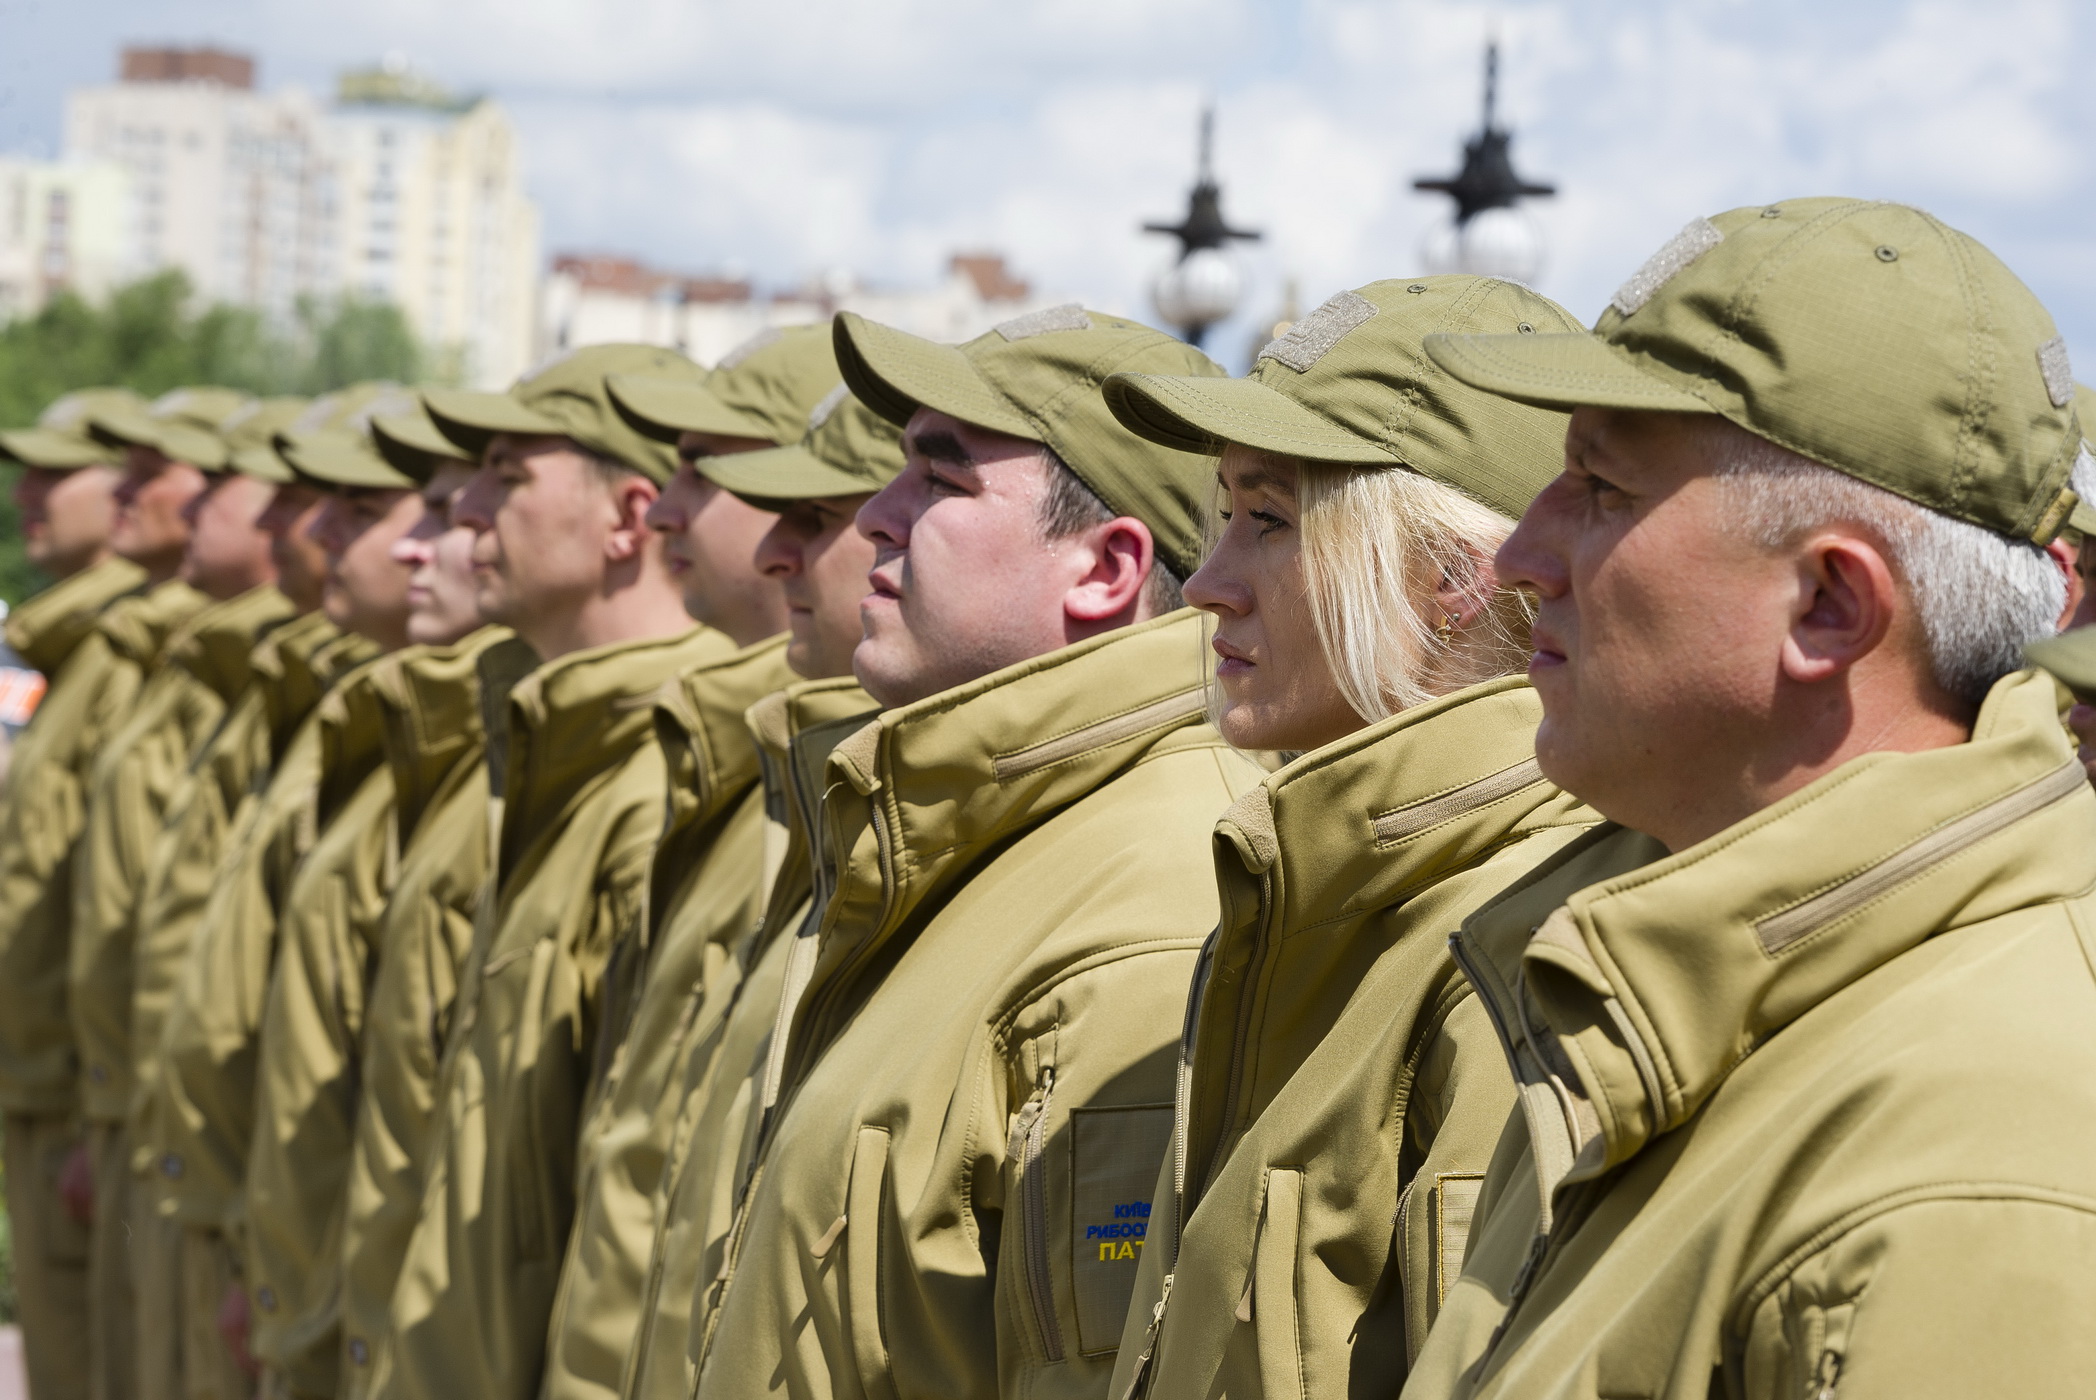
(1068, 1103), (1174, 1356)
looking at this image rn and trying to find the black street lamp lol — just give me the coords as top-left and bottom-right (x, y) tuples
(1144, 106), (1261, 349)
(1414, 42), (1556, 283)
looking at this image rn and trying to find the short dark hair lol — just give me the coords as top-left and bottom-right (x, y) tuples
(1035, 447), (1183, 615)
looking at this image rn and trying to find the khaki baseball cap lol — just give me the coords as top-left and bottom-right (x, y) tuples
(834, 304), (1228, 578)
(0, 387), (149, 469)
(91, 386), (253, 471)
(700, 385), (905, 508)
(1105, 276), (1582, 521)
(371, 403), (472, 486)
(425, 343), (700, 485)
(278, 384), (423, 490)
(221, 397), (313, 483)
(608, 324), (840, 446)
(1422, 198), (2084, 544)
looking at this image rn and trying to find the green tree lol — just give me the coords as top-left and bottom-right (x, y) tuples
(0, 273), (440, 604)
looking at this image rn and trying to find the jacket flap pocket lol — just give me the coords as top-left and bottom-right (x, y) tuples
(1069, 1102), (1174, 1356)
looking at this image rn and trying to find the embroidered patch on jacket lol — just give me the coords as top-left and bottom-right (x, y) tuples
(2038, 336), (2075, 409)
(1068, 1103), (1174, 1355)
(1258, 290), (1378, 372)
(996, 303), (1092, 341)
(1610, 217), (1724, 317)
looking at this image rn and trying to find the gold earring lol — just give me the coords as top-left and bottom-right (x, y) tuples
(1436, 613), (1457, 643)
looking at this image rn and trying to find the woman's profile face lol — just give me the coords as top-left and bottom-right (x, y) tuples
(1183, 449), (1365, 754)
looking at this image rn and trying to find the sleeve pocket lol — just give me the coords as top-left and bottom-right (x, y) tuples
(844, 1125), (898, 1400)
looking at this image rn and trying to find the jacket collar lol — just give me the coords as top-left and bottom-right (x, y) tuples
(1455, 669), (2096, 1223)
(741, 677), (882, 958)
(249, 613), (348, 762)
(647, 634), (800, 935)
(167, 586), (296, 706)
(1187, 678), (1592, 1184)
(786, 608), (1217, 1075)
(97, 578), (209, 669)
(315, 653), (398, 828)
(497, 626), (732, 884)
(372, 627), (533, 840)
(5, 557), (145, 674)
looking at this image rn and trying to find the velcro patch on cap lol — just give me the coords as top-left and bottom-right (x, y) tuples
(39, 394), (89, 430)
(1258, 290), (1378, 373)
(1610, 217), (1724, 317)
(718, 327), (783, 370)
(292, 394), (344, 434)
(807, 382), (850, 432)
(995, 303), (1091, 340)
(2038, 336), (2075, 409)
(153, 388), (198, 416)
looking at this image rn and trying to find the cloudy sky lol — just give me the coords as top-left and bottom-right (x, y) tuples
(3, 0), (2091, 370)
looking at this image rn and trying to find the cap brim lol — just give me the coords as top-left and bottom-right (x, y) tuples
(0, 428), (112, 470)
(834, 312), (1037, 440)
(88, 407), (230, 471)
(2026, 627), (2096, 701)
(1104, 373), (1397, 466)
(2070, 500), (2096, 538)
(1422, 331), (1714, 415)
(370, 412), (468, 486)
(228, 444), (295, 484)
(607, 374), (776, 444)
(280, 429), (417, 489)
(698, 443), (875, 507)
(422, 388), (564, 462)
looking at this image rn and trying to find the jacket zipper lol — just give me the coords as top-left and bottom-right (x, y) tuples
(1011, 1067), (1064, 1362)
(1202, 870), (1275, 1197)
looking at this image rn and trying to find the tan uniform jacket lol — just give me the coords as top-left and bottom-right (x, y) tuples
(139, 632), (378, 1231)
(130, 609), (339, 1147)
(1402, 670), (2096, 1400)
(690, 610), (1262, 1400)
(619, 680), (878, 1400)
(71, 584), (282, 1123)
(377, 626), (731, 1400)
(1112, 679), (1594, 1400)
(540, 635), (797, 1400)
(340, 629), (535, 1397)
(0, 557), (147, 1116)
(245, 658), (402, 1394)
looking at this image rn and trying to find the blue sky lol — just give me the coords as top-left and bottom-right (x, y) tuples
(3, 0), (2091, 372)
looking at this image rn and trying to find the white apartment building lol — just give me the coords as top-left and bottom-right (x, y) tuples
(0, 155), (133, 320)
(541, 252), (1066, 366)
(58, 48), (539, 387)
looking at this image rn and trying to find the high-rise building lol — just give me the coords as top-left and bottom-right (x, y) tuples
(59, 47), (540, 387)
(0, 155), (133, 320)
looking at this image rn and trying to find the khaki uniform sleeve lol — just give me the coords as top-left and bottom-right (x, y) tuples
(1397, 990), (1518, 1365)
(1736, 1196), (2096, 1398)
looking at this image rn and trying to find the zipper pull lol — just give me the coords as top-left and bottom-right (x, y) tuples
(1119, 1273), (1173, 1400)
(809, 1213), (848, 1259)
(1814, 1349), (1842, 1400)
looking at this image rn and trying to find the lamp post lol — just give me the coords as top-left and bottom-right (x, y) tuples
(1413, 42), (1555, 284)
(1144, 106), (1260, 349)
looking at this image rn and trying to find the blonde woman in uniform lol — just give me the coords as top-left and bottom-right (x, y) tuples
(1102, 276), (1598, 1400)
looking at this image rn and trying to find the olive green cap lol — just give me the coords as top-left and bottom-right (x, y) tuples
(607, 324), (840, 446)
(90, 386), (253, 471)
(0, 387), (149, 469)
(1106, 276), (1582, 521)
(701, 385), (905, 508)
(2025, 627), (2096, 703)
(370, 403), (472, 486)
(278, 383), (422, 490)
(426, 343), (699, 485)
(220, 397), (313, 483)
(1423, 198), (2084, 545)
(834, 304), (1228, 578)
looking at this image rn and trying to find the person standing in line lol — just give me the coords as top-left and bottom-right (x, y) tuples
(1101, 276), (1602, 1400)
(1400, 198), (2096, 1400)
(373, 345), (726, 1400)
(688, 307), (1263, 1400)
(0, 387), (150, 1400)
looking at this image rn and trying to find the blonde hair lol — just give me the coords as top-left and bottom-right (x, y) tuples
(1240, 448), (1531, 723)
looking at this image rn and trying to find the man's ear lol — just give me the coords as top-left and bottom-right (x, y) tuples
(605, 477), (660, 563)
(1780, 533), (1899, 685)
(1064, 517), (1155, 624)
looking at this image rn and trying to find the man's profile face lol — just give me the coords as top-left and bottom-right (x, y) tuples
(16, 463), (121, 577)
(451, 434), (622, 631)
(178, 472), (279, 600)
(392, 461), (482, 647)
(1494, 408), (1801, 834)
(309, 486), (421, 650)
(756, 492), (876, 680)
(851, 408), (1080, 708)
(645, 430), (783, 644)
(258, 483), (330, 614)
(111, 444), (209, 574)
